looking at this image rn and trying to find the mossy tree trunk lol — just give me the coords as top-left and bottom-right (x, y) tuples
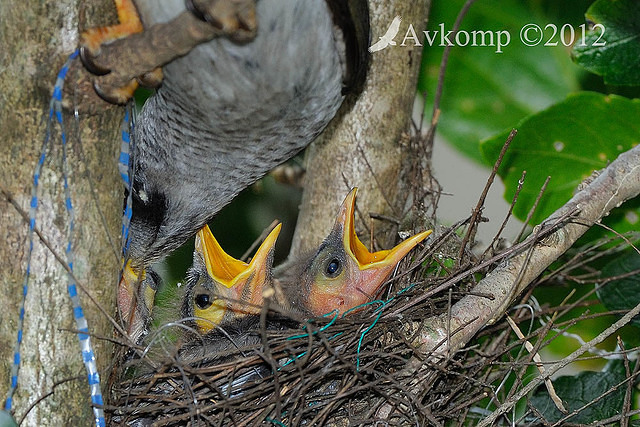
(0, 0), (122, 424)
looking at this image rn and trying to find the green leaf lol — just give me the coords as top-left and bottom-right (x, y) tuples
(597, 249), (640, 327)
(529, 370), (626, 424)
(572, 0), (640, 86)
(418, 0), (581, 162)
(479, 92), (640, 226)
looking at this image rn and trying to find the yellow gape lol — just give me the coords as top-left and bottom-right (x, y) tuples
(305, 188), (432, 316)
(188, 224), (281, 333)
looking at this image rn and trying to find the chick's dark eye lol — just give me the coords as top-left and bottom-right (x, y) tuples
(195, 293), (213, 309)
(325, 258), (342, 277)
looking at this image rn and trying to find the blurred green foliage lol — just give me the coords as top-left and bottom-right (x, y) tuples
(530, 363), (628, 424)
(418, 0), (587, 161)
(420, 0), (640, 228)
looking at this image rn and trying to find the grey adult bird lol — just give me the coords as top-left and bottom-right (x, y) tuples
(81, 0), (370, 340)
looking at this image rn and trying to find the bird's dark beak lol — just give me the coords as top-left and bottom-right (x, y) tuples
(194, 223), (281, 328)
(314, 188), (431, 314)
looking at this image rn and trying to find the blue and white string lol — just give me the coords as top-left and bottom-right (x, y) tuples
(4, 50), (106, 427)
(119, 107), (134, 258)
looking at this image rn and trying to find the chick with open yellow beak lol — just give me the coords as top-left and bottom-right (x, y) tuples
(288, 188), (431, 316)
(182, 223), (281, 334)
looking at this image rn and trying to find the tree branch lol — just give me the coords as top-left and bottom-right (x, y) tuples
(417, 144), (640, 355)
(379, 144), (640, 418)
(0, 0), (122, 423)
(478, 299), (640, 427)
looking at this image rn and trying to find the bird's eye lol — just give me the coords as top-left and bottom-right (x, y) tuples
(195, 293), (213, 309)
(325, 258), (342, 278)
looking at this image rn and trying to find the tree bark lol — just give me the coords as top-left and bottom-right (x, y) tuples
(290, 0), (432, 256)
(0, 0), (121, 424)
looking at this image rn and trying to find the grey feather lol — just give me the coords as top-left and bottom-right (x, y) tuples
(127, 0), (369, 266)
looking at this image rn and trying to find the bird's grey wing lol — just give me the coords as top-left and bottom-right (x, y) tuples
(129, 0), (347, 264)
(127, 0), (370, 267)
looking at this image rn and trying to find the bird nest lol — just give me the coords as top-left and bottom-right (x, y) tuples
(105, 227), (470, 425)
(102, 216), (636, 426)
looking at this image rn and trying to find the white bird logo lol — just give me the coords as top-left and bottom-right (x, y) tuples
(368, 15), (402, 53)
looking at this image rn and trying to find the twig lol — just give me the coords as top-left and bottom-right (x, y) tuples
(480, 299), (640, 427)
(357, 144), (396, 216)
(368, 212), (400, 225)
(240, 219), (280, 262)
(0, 184), (128, 338)
(419, 145), (640, 355)
(618, 337), (632, 427)
(424, 0), (479, 152)
(386, 213), (568, 318)
(549, 373), (636, 427)
(18, 376), (83, 424)
(458, 129), (516, 263)
(505, 315), (566, 413)
(379, 144), (640, 420)
(483, 170), (526, 260)
(515, 176), (550, 243)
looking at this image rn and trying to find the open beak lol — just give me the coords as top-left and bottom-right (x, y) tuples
(193, 223), (281, 330)
(340, 188), (432, 272)
(307, 188), (431, 315)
